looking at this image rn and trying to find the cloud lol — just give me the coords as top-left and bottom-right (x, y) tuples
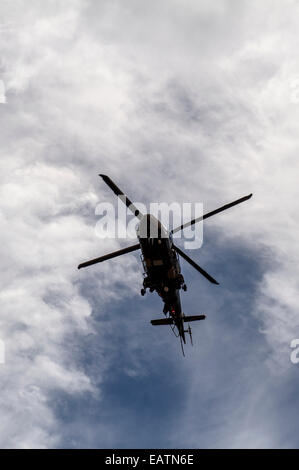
(0, 0), (299, 448)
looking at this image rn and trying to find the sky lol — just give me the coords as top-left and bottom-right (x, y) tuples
(0, 0), (299, 448)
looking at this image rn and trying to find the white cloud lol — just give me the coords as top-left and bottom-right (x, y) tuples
(0, 0), (299, 448)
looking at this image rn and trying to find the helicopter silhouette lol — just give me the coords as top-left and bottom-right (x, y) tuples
(78, 174), (252, 355)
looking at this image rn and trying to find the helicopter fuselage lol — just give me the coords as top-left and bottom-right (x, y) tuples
(137, 214), (186, 342)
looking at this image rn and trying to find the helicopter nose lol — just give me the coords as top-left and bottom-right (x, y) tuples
(137, 214), (168, 239)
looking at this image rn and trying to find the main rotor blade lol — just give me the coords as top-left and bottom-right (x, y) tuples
(99, 174), (143, 220)
(173, 244), (219, 285)
(78, 243), (140, 269)
(171, 193), (252, 234)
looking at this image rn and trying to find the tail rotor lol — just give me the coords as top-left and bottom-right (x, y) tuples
(184, 324), (193, 346)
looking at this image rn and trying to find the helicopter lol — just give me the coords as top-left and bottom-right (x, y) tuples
(78, 174), (252, 355)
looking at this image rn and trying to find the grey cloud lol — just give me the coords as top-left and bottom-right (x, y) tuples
(0, 0), (299, 448)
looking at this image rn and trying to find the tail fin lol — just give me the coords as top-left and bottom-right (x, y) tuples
(151, 315), (206, 325)
(151, 315), (206, 326)
(183, 315), (206, 322)
(151, 318), (174, 326)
